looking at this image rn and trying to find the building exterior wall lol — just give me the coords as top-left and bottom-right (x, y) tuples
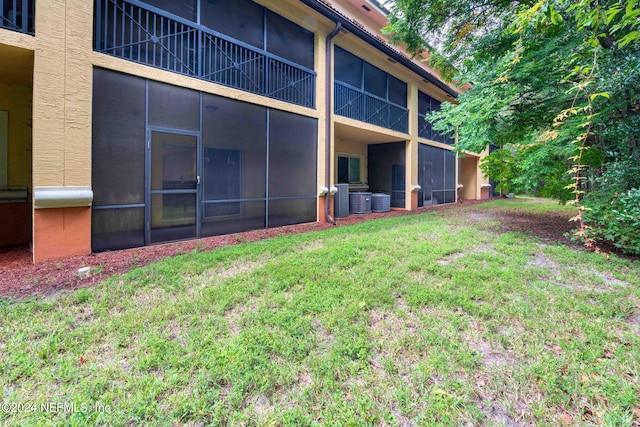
(1, 0), (487, 262)
(460, 156), (479, 200)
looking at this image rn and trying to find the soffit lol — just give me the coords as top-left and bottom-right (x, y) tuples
(335, 121), (405, 144)
(0, 43), (33, 87)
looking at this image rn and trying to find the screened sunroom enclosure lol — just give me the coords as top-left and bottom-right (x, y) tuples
(92, 68), (317, 252)
(94, 0), (316, 108)
(417, 143), (456, 206)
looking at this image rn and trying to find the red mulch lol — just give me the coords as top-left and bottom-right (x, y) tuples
(0, 198), (589, 301)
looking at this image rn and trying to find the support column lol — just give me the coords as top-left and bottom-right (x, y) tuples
(406, 82), (419, 210)
(32, 0), (93, 262)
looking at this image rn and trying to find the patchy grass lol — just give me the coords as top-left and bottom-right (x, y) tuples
(1, 198), (639, 426)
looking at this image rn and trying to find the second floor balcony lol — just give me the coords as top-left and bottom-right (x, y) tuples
(94, 0), (315, 108)
(333, 46), (409, 134)
(0, 0), (34, 35)
(334, 81), (408, 133)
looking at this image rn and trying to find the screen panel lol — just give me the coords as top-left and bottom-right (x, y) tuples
(202, 93), (267, 201)
(418, 91), (431, 115)
(141, 0), (197, 21)
(445, 149), (456, 191)
(92, 207), (145, 252)
(268, 109), (318, 198)
(388, 75), (407, 107)
(200, 0), (264, 49)
(444, 191), (456, 204)
(268, 198), (316, 227)
(363, 62), (386, 99)
(201, 200), (266, 237)
(430, 145), (445, 191)
(334, 46), (362, 88)
(92, 68), (146, 206)
(266, 10), (314, 69)
(148, 81), (199, 131)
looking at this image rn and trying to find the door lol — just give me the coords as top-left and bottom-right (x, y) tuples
(148, 130), (199, 244)
(422, 162), (433, 205)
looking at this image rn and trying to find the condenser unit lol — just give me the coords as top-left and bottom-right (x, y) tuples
(349, 192), (372, 214)
(371, 193), (391, 212)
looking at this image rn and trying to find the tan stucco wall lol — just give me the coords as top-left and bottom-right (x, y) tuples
(460, 156), (478, 200)
(0, 83), (32, 188)
(32, 0), (92, 187)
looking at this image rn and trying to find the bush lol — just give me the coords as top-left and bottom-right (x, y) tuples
(583, 188), (640, 255)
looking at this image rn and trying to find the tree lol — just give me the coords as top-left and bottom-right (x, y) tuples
(384, 0), (640, 254)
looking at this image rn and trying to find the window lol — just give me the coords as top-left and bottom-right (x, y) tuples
(337, 156), (361, 184)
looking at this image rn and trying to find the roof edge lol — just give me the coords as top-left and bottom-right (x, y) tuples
(299, 0), (459, 98)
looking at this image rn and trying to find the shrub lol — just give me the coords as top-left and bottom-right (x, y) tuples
(583, 188), (640, 255)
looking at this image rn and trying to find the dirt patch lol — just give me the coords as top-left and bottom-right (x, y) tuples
(527, 253), (561, 271)
(437, 243), (497, 266)
(493, 210), (580, 248)
(218, 258), (267, 279)
(586, 269), (629, 287)
(472, 339), (515, 369)
(437, 252), (465, 266)
(312, 318), (335, 352)
(486, 403), (521, 427)
(223, 296), (260, 336)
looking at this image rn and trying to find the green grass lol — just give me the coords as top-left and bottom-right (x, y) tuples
(1, 198), (639, 426)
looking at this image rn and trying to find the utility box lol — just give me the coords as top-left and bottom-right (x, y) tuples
(334, 184), (349, 218)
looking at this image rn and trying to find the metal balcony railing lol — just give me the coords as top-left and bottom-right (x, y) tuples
(95, 0), (315, 108)
(0, 0), (34, 34)
(334, 81), (408, 133)
(418, 113), (454, 144)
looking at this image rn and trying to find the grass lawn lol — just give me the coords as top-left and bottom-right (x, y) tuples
(1, 198), (639, 426)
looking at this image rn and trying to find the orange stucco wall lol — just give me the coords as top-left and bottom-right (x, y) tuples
(481, 187), (490, 200)
(317, 195), (335, 223)
(33, 207), (91, 263)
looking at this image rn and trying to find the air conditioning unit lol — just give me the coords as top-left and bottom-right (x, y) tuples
(371, 193), (391, 212)
(349, 192), (372, 214)
(334, 184), (349, 218)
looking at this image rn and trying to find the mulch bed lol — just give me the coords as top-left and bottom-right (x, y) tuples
(0, 199), (600, 301)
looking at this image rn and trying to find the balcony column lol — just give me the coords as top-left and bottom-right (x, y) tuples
(406, 81), (419, 210)
(32, 0), (94, 262)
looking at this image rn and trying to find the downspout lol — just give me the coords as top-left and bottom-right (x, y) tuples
(325, 22), (342, 225)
